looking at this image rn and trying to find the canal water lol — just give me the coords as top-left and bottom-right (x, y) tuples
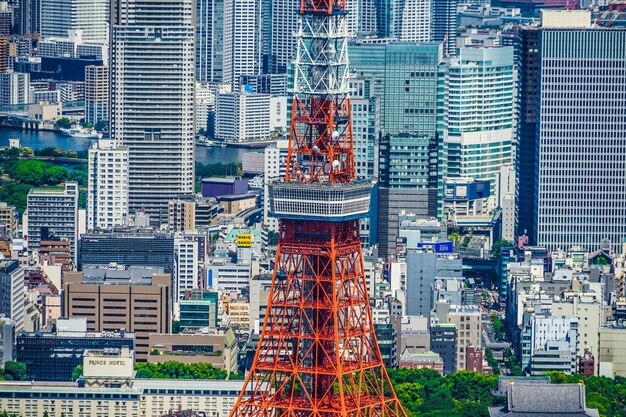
(0, 127), (248, 165)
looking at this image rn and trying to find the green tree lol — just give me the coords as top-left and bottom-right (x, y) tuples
(172, 320), (182, 333)
(491, 239), (514, 259)
(72, 365), (83, 380)
(57, 118), (72, 129)
(44, 165), (69, 185)
(20, 147), (33, 156)
(3, 361), (28, 380)
(0, 183), (33, 214)
(95, 120), (108, 131)
(10, 160), (47, 185)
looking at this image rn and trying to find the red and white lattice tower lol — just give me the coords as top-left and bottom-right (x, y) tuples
(229, 0), (408, 416)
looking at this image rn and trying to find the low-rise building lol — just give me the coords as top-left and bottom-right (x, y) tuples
(489, 381), (600, 417)
(147, 328), (238, 374)
(17, 318), (135, 381)
(0, 379), (248, 417)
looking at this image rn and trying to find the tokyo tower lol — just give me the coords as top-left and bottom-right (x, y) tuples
(229, 0), (408, 415)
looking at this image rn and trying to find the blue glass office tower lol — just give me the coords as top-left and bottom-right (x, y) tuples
(350, 41), (445, 256)
(536, 26), (626, 252)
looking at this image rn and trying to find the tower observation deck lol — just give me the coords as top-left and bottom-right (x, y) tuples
(229, 0), (408, 415)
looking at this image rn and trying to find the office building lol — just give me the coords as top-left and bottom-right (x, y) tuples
(63, 266), (170, 360)
(110, 0), (195, 224)
(445, 46), (515, 197)
(516, 27), (539, 241)
(78, 231), (175, 274)
(180, 290), (219, 329)
(430, 324), (457, 374)
(376, 42), (444, 256)
(434, 301), (482, 371)
(26, 182), (79, 263)
(87, 140), (129, 230)
(431, 0), (458, 56)
(41, 0), (108, 43)
(0, 261), (25, 335)
(0, 72), (29, 105)
(196, 0), (224, 82)
(222, 0), (259, 90)
(84, 65), (108, 126)
(148, 329), (237, 373)
(350, 78), (380, 246)
(16, 318), (134, 381)
(216, 91), (271, 143)
(269, 0), (298, 74)
(535, 13), (626, 252)
(406, 251), (462, 317)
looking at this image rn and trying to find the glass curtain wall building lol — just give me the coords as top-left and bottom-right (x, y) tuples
(445, 46), (515, 198)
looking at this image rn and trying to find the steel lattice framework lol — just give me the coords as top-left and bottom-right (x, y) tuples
(229, 0), (408, 415)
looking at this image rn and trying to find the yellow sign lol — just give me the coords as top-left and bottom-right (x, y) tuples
(237, 233), (252, 247)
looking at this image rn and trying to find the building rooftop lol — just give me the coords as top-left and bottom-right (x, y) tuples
(202, 177), (243, 184)
(489, 382), (599, 417)
(79, 265), (166, 285)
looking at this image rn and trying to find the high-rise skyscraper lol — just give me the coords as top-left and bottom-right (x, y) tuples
(269, 0), (298, 74)
(379, 43), (444, 256)
(445, 46), (514, 196)
(41, 0), (109, 42)
(110, 0), (195, 224)
(196, 0), (224, 82)
(393, 0), (431, 42)
(431, 0), (458, 57)
(349, 41), (445, 256)
(84, 65), (108, 126)
(222, 0), (260, 89)
(535, 11), (626, 252)
(516, 27), (539, 241)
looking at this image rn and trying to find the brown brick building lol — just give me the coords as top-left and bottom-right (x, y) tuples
(63, 266), (171, 360)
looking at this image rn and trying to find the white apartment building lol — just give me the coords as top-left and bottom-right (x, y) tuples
(110, 0), (195, 224)
(0, 72), (29, 105)
(26, 183), (79, 263)
(174, 237), (200, 303)
(222, 0), (259, 90)
(216, 91), (270, 143)
(41, 0), (109, 43)
(87, 140), (129, 230)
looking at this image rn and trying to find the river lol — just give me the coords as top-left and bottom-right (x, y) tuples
(0, 127), (249, 165)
